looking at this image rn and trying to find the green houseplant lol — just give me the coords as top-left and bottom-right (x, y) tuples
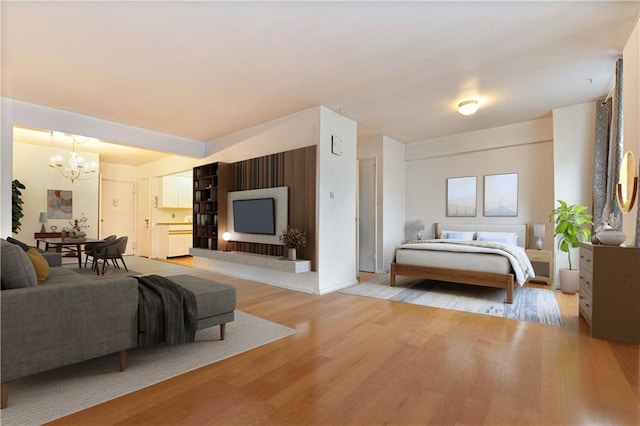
(11, 179), (26, 234)
(548, 200), (593, 293)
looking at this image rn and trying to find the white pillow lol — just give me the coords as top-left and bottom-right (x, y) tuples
(440, 230), (475, 240)
(476, 231), (518, 246)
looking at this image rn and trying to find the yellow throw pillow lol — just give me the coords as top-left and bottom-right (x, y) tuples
(26, 247), (50, 284)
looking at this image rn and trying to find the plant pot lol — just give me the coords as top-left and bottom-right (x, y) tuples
(287, 248), (297, 261)
(559, 268), (579, 294)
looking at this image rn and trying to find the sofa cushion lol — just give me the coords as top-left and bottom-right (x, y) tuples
(1, 240), (38, 289)
(25, 247), (50, 284)
(42, 265), (92, 286)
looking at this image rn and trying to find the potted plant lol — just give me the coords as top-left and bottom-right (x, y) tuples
(279, 227), (307, 261)
(548, 200), (593, 294)
(11, 179), (26, 234)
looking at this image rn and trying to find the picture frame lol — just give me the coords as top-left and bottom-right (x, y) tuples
(446, 176), (477, 217)
(484, 173), (518, 216)
(47, 189), (73, 219)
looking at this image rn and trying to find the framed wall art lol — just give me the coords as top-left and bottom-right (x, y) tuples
(484, 173), (518, 216)
(47, 189), (73, 219)
(446, 176), (477, 217)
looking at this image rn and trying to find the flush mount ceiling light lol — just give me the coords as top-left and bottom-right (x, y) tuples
(457, 99), (479, 115)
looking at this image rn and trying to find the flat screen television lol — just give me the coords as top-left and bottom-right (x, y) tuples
(232, 198), (276, 235)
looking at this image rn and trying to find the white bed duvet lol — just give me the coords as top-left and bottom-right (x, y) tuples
(396, 239), (536, 285)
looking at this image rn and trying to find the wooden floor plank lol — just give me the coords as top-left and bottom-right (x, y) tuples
(46, 267), (639, 426)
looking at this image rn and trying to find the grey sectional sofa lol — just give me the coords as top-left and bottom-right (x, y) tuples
(0, 238), (138, 409)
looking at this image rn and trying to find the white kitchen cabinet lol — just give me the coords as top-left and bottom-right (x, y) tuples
(156, 224), (192, 258)
(168, 233), (192, 257)
(161, 176), (192, 208)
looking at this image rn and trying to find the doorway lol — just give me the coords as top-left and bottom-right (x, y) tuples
(137, 178), (151, 258)
(100, 179), (135, 255)
(358, 157), (377, 273)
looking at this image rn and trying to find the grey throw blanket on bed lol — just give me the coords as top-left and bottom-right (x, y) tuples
(136, 275), (198, 347)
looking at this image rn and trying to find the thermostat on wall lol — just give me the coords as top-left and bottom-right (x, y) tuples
(331, 135), (343, 156)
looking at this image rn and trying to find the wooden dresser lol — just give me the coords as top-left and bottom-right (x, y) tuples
(579, 243), (640, 344)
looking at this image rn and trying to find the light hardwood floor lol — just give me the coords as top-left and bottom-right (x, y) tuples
(49, 261), (639, 425)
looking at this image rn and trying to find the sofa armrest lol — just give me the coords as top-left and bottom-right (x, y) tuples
(1, 277), (138, 383)
(41, 252), (62, 267)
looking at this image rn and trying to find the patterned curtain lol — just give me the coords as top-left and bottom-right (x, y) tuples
(593, 58), (623, 230)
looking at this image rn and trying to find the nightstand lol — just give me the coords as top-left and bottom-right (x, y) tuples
(525, 249), (553, 286)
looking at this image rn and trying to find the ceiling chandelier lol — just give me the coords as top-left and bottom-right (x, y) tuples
(48, 131), (97, 183)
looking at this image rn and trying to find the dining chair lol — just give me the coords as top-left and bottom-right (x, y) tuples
(84, 235), (117, 269)
(94, 236), (128, 275)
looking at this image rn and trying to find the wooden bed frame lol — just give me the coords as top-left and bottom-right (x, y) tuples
(390, 223), (529, 304)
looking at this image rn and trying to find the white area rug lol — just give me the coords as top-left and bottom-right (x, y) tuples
(1, 311), (295, 425)
(342, 276), (564, 327)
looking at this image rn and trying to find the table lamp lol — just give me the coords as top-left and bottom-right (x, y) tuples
(533, 224), (546, 250)
(39, 212), (47, 232)
(222, 232), (231, 252)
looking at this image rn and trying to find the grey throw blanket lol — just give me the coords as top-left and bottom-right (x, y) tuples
(136, 275), (198, 347)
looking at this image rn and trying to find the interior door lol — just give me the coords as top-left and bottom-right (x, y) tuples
(100, 179), (135, 255)
(358, 157), (376, 273)
(137, 178), (151, 257)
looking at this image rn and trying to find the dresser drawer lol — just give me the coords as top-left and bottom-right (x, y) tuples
(579, 268), (593, 298)
(579, 248), (593, 272)
(579, 295), (592, 327)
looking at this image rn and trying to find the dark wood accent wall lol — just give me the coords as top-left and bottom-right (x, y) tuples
(229, 146), (317, 269)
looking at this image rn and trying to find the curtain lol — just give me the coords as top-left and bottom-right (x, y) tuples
(593, 58), (623, 230)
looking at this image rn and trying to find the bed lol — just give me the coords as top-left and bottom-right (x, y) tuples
(390, 223), (535, 304)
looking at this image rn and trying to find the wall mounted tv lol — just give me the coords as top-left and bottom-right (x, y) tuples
(232, 198), (276, 235)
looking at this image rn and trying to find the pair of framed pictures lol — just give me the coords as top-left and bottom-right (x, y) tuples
(446, 173), (518, 217)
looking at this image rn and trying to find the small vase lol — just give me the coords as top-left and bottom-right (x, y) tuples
(70, 229), (86, 238)
(417, 230), (424, 240)
(287, 248), (297, 261)
(596, 229), (626, 246)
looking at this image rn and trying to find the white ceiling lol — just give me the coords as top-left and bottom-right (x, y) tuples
(4, 1), (640, 164)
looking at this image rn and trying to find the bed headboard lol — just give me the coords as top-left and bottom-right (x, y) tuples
(434, 223), (529, 249)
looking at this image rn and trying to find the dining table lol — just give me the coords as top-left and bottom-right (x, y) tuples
(36, 237), (104, 269)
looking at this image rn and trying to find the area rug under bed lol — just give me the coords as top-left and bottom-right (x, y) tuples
(341, 276), (564, 327)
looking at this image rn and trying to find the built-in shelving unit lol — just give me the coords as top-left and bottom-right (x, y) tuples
(192, 162), (229, 250)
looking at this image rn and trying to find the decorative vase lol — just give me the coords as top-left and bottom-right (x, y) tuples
(70, 229), (86, 238)
(596, 229), (626, 246)
(287, 248), (297, 261)
(559, 268), (579, 294)
(417, 230), (424, 240)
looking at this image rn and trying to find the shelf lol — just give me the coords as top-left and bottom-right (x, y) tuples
(190, 248), (311, 274)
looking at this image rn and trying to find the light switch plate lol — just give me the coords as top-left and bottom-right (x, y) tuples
(331, 135), (342, 156)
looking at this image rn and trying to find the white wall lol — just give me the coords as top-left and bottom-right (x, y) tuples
(405, 118), (554, 250)
(1, 99), (13, 237)
(552, 101), (596, 274)
(382, 136), (406, 272)
(12, 143), (100, 245)
(317, 106), (358, 293)
(100, 162), (138, 182)
(623, 18), (639, 246)
(204, 107), (321, 162)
